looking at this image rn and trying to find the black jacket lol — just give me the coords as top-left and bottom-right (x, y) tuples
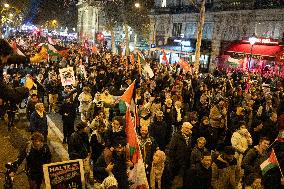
(14, 142), (51, 179)
(150, 119), (171, 151)
(29, 111), (48, 135)
(184, 163), (213, 189)
(167, 131), (192, 177)
(68, 131), (90, 160)
(90, 132), (105, 163)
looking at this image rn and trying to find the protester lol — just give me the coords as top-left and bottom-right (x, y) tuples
(167, 122), (193, 188)
(29, 103), (48, 142)
(68, 122), (90, 160)
(211, 146), (240, 189)
(12, 132), (51, 189)
(3, 34), (284, 189)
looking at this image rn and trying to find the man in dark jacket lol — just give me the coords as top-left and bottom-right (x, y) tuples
(29, 103), (48, 142)
(138, 125), (158, 180)
(150, 111), (171, 151)
(262, 112), (278, 142)
(60, 97), (77, 143)
(184, 151), (213, 189)
(167, 122), (193, 188)
(26, 94), (39, 121)
(68, 122), (90, 160)
(12, 132), (51, 189)
(242, 137), (270, 177)
(190, 137), (208, 169)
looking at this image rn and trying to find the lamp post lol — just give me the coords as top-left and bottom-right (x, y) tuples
(248, 36), (257, 71)
(134, 3), (140, 8)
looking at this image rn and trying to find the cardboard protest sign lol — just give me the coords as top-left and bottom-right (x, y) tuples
(43, 159), (85, 189)
(59, 67), (75, 86)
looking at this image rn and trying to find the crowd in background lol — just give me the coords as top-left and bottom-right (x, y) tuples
(0, 34), (284, 189)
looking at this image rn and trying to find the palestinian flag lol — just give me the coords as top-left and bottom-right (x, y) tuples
(260, 149), (278, 175)
(47, 44), (69, 57)
(276, 130), (284, 142)
(121, 81), (149, 189)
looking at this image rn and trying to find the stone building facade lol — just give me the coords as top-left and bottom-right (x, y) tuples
(77, 0), (105, 40)
(150, 0), (284, 64)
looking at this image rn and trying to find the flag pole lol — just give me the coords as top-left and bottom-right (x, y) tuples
(272, 148), (284, 177)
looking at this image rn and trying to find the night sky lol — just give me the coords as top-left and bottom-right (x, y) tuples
(6, 0), (78, 28)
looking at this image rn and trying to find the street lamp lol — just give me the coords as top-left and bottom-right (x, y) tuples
(4, 3), (9, 8)
(134, 3), (140, 8)
(9, 13), (13, 17)
(248, 36), (257, 71)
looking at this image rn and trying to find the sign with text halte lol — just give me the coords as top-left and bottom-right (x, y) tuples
(43, 159), (85, 189)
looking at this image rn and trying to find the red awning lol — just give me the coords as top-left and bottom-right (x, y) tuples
(225, 43), (282, 57)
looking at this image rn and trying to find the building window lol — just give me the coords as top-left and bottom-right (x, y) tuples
(173, 23), (182, 37)
(161, 0), (166, 7)
(185, 22), (197, 39)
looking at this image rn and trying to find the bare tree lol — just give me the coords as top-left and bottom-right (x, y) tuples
(190, 0), (206, 73)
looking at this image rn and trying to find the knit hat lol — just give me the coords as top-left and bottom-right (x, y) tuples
(101, 175), (118, 189)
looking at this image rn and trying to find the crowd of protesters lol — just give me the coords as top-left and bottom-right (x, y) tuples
(0, 34), (284, 189)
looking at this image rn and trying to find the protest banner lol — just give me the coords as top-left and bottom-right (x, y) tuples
(59, 67), (75, 86)
(43, 159), (85, 189)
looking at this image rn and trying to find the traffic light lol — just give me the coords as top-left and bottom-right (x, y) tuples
(96, 32), (105, 42)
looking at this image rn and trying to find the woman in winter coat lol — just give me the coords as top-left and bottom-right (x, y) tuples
(29, 103), (48, 142)
(231, 122), (253, 166)
(78, 86), (92, 122)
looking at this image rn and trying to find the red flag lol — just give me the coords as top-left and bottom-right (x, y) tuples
(11, 41), (17, 50)
(125, 108), (140, 164)
(121, 81), (135, 105)
(178, 58), (191, 72)
(162, 50), (169, 65)
(92, 46), (97, 53)
(130, 53), (135, 65)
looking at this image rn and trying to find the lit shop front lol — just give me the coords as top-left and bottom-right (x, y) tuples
(220, 38), (283, 72)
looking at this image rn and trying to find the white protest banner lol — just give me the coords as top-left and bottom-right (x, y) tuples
(59, 67), (75, 86)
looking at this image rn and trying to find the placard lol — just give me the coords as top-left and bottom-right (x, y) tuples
(59, 67), (76, 86)
(43, 159), (85, 189)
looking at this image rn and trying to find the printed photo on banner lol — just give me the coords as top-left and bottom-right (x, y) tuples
(59, 67), (75, 86)
(43, 159), (85, 189)
(79, 65), (87, 80)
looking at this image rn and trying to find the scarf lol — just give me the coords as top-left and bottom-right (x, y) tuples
(175, 107), (182, 122)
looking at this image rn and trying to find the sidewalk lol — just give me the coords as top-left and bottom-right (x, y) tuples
(0, 110), (69, 188)
(0, 119), (29, 188)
